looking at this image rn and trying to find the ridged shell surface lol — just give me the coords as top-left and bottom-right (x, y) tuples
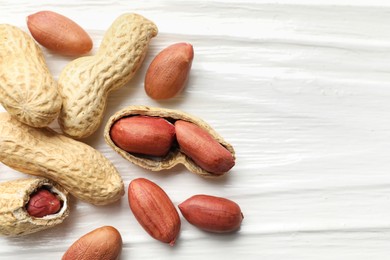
(0, 177), (69, 236)
(58, 13), (158, 139)
(0, 113), (124, 205)
(0, 24), (62, 128)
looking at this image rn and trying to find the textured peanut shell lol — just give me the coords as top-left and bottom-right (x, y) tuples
(0, 24), (62, 128)
(0, 112), (124, 205)
(58, 13), (158, 139)
(104, 106), (235, 177)
(0, 177), (69, 236)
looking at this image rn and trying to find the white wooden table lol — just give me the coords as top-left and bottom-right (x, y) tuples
(1, 1), (390, 259)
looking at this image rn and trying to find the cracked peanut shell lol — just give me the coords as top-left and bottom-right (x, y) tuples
(104, 105), (235, 177)
(0, 177), (69, 236)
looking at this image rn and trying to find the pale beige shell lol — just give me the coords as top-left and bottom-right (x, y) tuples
(0, 24), (62, 128)
(0, 112), (124, 205)
(58, 13), (158, 139)
(0, 177), (69, 236)
(104, 106), (235, 178)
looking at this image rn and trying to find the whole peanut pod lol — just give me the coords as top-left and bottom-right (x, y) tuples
(27, 10), (93, 56)
(179, 195), (243, 233)
(58, 13), (158, 139)
(128, 178), (180, 245)
(110, 116), (176, 157)
(105, 106), (235, 177)
(0, 112), (124, 205)
(0, 177), (69, 236)
(62, 226), (122, 260)
(0, 24), (62, 128)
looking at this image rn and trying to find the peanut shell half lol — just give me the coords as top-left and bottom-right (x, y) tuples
(104, 105), (235, 177)
(0, 177), (69, 236)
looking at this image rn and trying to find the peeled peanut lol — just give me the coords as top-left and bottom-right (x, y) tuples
(105, 106), (235, 177)
(110, 116), (175, 157)
(128, 178), (180, 245)
(0, 177), (69, 236)
(27, 11), (93, 56)
(0, 112), (124, 205)
(0, 24), (62, 128)
(175, 120), (234, 174)
(179, 195), (243, 233)
(26, 189), (61, 218)
(58, 13), (158, 139)
(62, 226), (122, 260)
(145, 42), (194, 100)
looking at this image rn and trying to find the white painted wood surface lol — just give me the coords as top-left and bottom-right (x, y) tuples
(1, 0), (390, 259)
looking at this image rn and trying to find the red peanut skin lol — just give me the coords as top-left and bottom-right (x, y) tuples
(128, 178), (180, 245)
(178, 195), (243, 233)
(175, 120), (235, 174)
(110, 116), (175, 157)
(27, 11), (93, 56)
(62, 226), (122, 260)
(145, 42), (194, 100)
(26, 189), (61, 218)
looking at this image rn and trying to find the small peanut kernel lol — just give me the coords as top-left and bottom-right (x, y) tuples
(26, 189), (61, 217)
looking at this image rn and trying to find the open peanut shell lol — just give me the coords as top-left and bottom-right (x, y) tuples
(0, 177), (69, 236)
(104, 105), (235, 177)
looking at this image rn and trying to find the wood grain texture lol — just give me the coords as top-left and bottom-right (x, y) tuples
(1, 0), (390, 259)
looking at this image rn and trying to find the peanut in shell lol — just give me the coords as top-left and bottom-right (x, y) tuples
(0, 177), (69, 236)
(104, 105), (235, 177)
